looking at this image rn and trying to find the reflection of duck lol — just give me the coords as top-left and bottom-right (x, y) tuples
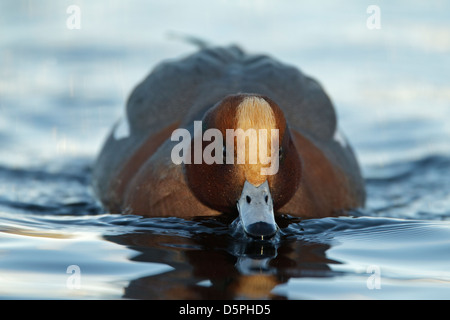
(103, 217), (339, 299)
(93, 46), (365, 238)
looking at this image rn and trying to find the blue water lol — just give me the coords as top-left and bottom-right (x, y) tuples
(1, 0), (450, 299)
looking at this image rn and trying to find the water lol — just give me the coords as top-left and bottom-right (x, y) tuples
(1, 0), (450, 299)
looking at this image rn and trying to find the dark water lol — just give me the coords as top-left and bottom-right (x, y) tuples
(1, 1), (450, 299)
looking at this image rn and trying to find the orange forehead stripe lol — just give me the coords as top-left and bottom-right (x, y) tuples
(235, 96), (277, 186)
(236, 96), (276, 131)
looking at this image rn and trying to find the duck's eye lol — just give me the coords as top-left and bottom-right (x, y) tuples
(222, 145), (227, 160)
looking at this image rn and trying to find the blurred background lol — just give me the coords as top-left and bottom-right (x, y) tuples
(1, 0), (449, 169)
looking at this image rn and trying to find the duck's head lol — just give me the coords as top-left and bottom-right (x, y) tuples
(185, 94), (302, 239)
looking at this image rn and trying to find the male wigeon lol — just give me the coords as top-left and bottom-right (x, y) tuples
(92, 46), (365, 239)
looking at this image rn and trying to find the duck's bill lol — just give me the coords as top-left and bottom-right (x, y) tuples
(237, 180), (278, 240)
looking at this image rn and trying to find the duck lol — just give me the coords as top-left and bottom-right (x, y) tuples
(92, 46), (365, 239)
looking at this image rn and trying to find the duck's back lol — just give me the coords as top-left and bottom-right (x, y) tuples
(93, 46), (364, 213)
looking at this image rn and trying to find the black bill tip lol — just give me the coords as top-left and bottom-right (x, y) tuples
(245, 221), (277, 240)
